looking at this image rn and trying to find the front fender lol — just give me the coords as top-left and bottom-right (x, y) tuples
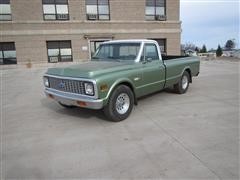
(101, 78), (136, 106)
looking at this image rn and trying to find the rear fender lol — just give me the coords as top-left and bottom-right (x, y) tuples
(182, 66), (192, 83)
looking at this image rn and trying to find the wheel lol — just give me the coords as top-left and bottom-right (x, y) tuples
(174, 71), (190, 94)
(58, 102), (76, 108)
(104, 85), (134, 122)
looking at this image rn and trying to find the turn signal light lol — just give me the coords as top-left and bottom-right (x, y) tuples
(100, 84), (108, 92)
(77, 101), (87, 107)
(48, 94), (54, 99)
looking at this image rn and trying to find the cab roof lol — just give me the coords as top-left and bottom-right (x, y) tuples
(102, 39), (157, 44)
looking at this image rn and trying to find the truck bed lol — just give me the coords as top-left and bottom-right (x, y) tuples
(163, 56), (200, 88)
(162, 55), (189, 60)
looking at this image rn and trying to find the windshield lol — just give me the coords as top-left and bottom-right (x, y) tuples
(92, 43), (141, 61)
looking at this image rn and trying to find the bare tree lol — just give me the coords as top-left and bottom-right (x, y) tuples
(225, 39), (236, 50)
(182, 42), (196, 51)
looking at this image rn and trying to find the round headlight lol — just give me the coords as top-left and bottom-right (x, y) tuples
(84, 82), (94, 96)
(43, 77), (49, 87)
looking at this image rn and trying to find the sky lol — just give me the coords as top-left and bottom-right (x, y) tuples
(180, 0), (239, 49)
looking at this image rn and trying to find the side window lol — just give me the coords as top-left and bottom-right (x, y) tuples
(143, 43), (159, 61)
(47, 40), (72, 63)
(86, 0), (110, 21)
(145, 0), (166, 21)
(42, 0), (69, 21)
(0, 0), (12, 21)
(0, 42), (17, 65)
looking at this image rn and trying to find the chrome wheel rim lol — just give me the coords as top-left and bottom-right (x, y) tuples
(115, 93), (130, 115)
(182, 75), (188, 90)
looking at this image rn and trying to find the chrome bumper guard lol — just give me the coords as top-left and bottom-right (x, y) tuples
(45, 88), (103, 110)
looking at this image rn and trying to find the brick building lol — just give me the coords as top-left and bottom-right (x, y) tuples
(0, 0), (181, 65)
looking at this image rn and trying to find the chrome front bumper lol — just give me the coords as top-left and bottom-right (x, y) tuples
(45, 88), (104, 110)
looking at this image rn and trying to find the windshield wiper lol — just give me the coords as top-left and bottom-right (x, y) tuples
(92, 56), (121, 62)
(92, 56), (99, 60)
(107, 56), (115, 59)
(106, 56), (121, 62)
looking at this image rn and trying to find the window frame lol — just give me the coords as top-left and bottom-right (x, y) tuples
(145, 0), (166, 21)
(0, 0), (12, 21)
(0, 42), (17, 65)
(42, 0), (70, 21)
(46, 40), (73, 63)
(85, 0), (110, 21)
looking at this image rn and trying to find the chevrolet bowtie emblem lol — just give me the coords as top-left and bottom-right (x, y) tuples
(58, 81), (65, 89)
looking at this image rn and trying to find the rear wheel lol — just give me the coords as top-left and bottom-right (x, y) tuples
(104, 85), (134, 122)
(174, 71), (190, 94)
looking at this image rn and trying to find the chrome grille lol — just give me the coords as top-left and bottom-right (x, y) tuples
(48, 77), (85, 95)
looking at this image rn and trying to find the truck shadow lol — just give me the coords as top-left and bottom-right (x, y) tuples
(41, 98), (108, 122)
(40, 88), (176, 122)
(137, 88), (176, 101)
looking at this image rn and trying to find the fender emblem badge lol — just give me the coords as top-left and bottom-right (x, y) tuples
(134, 77), (140, 81)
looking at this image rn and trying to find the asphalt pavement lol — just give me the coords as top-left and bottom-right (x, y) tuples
(1, 59), (239, 179)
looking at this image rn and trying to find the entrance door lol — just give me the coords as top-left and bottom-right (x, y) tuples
(89, 40), (110, 59)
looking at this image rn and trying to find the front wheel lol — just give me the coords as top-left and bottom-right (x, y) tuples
(174, 71), (190, 94)
(104, 85), (134, 122)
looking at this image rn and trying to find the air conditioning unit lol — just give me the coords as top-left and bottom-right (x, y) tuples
(57, 14), (69, 20)
(49, 57), (59, 63)
(87, 14), (98, 20)
(156, 15), (166, 21)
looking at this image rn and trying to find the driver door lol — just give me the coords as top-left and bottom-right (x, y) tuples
(139, 43), (165, 96)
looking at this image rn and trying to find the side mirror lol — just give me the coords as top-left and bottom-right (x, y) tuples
(146, 57), (152, 62)
(142, 57), (152, 64)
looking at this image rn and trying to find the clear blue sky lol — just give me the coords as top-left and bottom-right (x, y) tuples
(180, 0), (239, 49)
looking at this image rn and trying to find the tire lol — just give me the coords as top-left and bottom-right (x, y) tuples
(174, 71), (190, 94)
(58, 102), (76, 108)
(104, 85), (134, 122)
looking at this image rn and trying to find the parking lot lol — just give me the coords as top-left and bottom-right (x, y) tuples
(1, 59), (239, 179)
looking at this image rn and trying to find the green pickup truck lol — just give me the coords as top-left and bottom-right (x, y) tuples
(43, 39), (200, 121)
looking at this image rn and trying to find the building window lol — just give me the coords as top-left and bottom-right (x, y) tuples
(86, 0), (110, 20)
(145, 0), (166, 21)
(0, 0), (12, 21)
(152, 39), (166, 55)
(42, 0), (69, 21)
(47, 41), (72, 63)
(0, 42), (17, 65)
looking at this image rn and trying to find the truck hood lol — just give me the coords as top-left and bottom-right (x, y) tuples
(46, 61), (135, 79)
